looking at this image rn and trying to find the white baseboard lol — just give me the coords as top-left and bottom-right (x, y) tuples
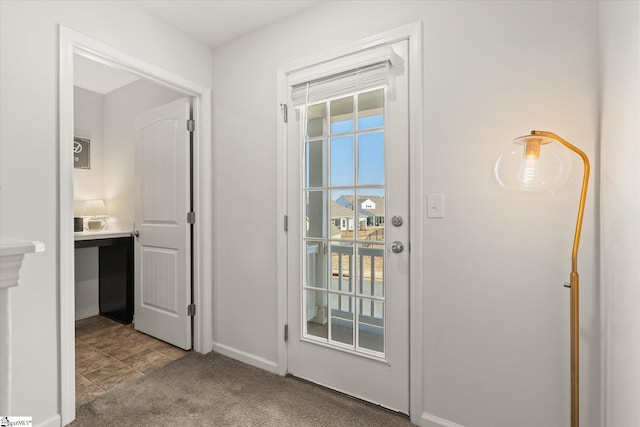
(212, 341), (279, 375)
(36, 414), (61, 427)
(75, 308), (98, 321)
(421, 412), (465, 427)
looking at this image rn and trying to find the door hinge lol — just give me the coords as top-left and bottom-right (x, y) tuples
(187, 211), (195, 224)
(187, 119), (195, 132)
(284, 215), (288, 232)
(280, 103), (288, 123)
(284, 324), (289, 342)
(187, 304), (196, 316)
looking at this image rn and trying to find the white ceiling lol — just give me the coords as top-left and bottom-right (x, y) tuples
(132, 0), (319, 48)
(74, 1), (319, 94)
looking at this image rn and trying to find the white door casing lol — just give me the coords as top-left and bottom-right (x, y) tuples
(134, 97), (192, 350)
(285, 40), (410, 413)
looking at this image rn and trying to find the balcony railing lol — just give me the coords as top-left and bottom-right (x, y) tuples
(307, 243), (384, 323)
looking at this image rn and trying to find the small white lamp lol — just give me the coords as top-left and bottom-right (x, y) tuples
(82, 199), (108, 230)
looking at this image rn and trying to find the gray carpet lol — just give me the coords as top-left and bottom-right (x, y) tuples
(71, 352), (413, 426)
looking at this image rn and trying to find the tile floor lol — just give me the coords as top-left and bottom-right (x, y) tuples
(75, 315), (189, 407)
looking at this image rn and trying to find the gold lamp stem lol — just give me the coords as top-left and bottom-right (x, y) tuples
(532, 130), (590, 427)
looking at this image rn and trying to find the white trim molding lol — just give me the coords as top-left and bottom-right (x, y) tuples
(276, 21), (424, 422)
(36, 414), (61, 427)
(213, 342), (280, 374)
(422, 412), (466, 427)
(0, 240), (45, 414)
(59, 25), (213, 425)
(0, 241), (45, 289)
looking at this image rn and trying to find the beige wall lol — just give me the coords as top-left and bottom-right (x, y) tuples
(600, 2), (640, 426)
(73, 87), (105, 209)
(73, 87), (104, 319)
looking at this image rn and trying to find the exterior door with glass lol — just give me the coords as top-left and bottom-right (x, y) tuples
(286, 40), (410, 413)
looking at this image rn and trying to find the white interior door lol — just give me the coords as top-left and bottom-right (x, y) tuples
(134, 97), (192, 350)
(286, 40), (410, 412)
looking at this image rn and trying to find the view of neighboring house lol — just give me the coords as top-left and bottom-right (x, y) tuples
(335, 195), (385, 227)
(330, 199), (368, 231)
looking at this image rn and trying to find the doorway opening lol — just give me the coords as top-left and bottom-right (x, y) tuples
(59, 26), (213, 425)
(72, 56), (193, 406)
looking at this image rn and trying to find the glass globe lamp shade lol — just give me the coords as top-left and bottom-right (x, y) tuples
(494, 134), (572, 193)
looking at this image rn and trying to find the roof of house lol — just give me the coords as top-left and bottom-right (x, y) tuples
(337, 195), (385, 216)
(329, 199), (367, 219)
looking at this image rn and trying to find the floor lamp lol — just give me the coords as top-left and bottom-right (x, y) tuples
(494, 130), (590, 427)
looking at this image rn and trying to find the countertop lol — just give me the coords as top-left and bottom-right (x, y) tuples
(74, 231), (133, 241)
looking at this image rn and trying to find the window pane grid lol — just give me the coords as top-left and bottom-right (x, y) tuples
(301, 287), (385, 301)
(302, 87), (386, 357)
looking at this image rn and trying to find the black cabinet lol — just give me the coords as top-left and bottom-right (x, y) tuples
(75, 236), (133, 324)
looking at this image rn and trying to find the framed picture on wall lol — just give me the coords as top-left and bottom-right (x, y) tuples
(74, 136), (90, 169)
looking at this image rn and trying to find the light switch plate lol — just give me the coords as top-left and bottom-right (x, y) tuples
(427, 193), (445, 218)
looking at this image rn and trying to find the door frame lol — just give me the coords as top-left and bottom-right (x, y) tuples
(59, 26), (213, 425)
(276, 22), (424, 424)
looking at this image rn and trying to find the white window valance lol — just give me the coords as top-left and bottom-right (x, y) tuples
(289, 45), (396, 106)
